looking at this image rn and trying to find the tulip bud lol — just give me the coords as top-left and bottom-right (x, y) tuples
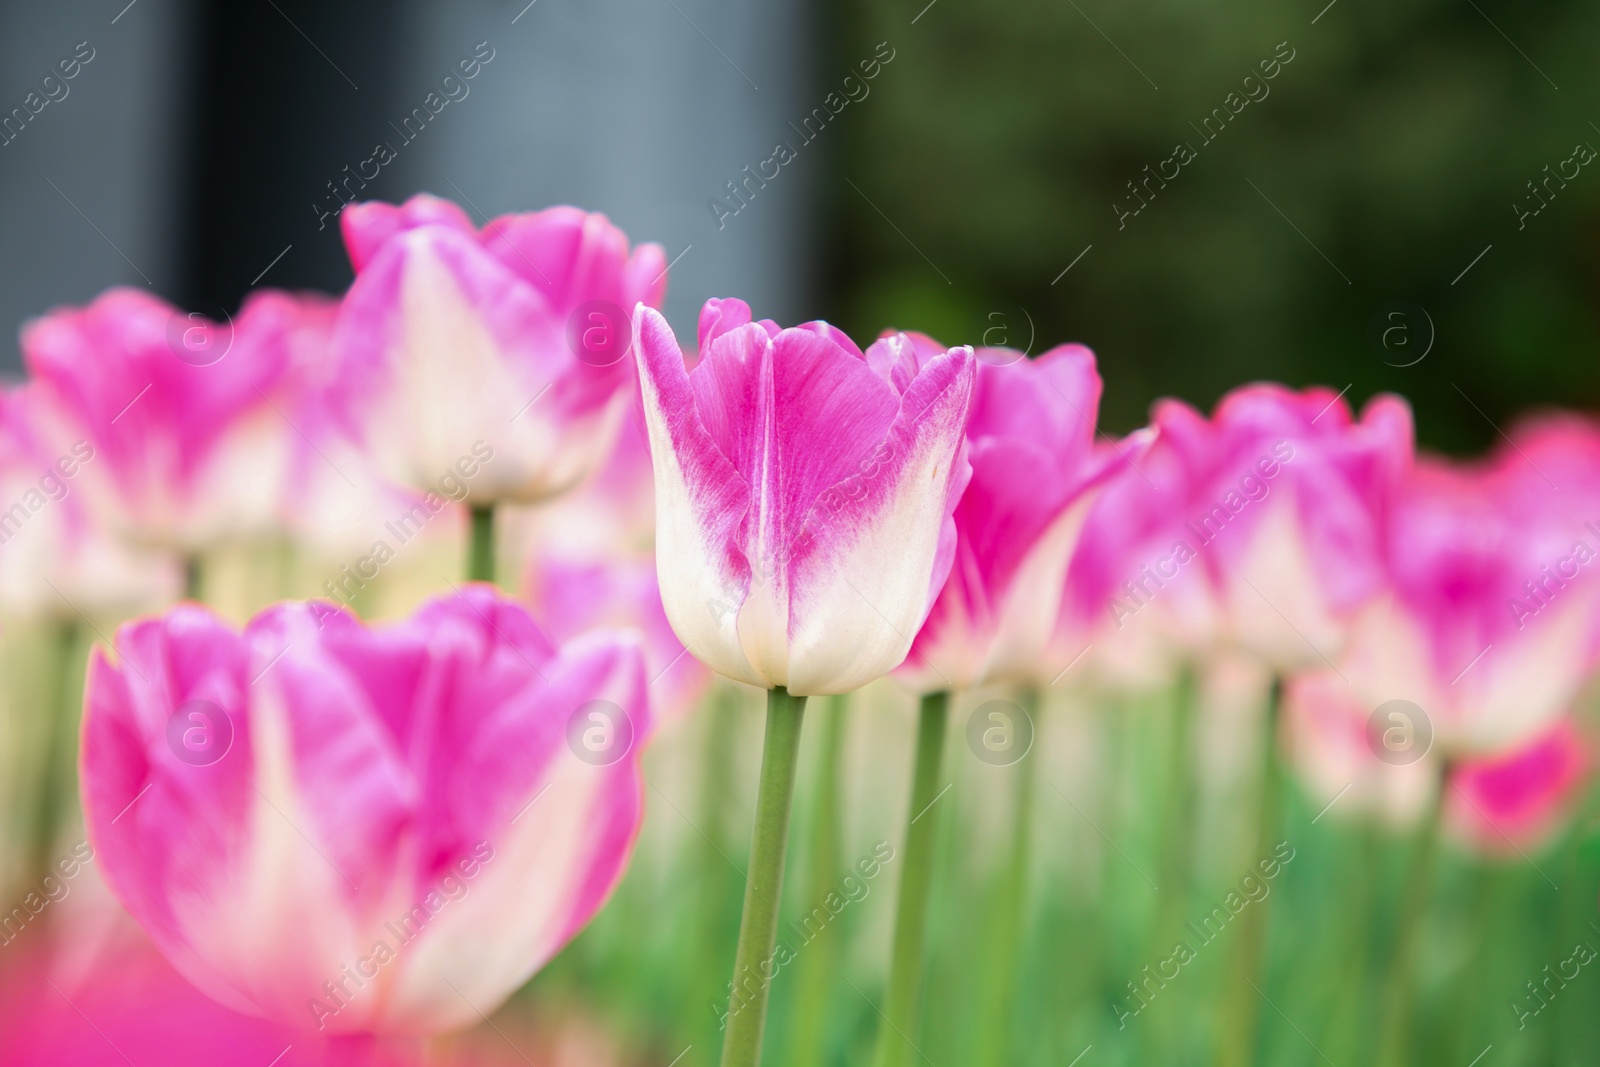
(632, 299), (976, 695)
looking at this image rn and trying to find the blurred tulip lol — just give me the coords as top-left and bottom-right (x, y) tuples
(1446, 718), (1592, 853)
(334, 194), (667, 505)
(235, 289), (413, 562)
(0, 385), (179, 620)
(527, 554), (708, 727)
(897, 340), (1148, 692)
(22, 288), (300, 550)
(1069, 383), (1413, 673)
(632, 298), (975, 695)
(81, 587), (651, 1035)
(0, 921), (423, 1066)
(1336, 416), (1600, 753)
(1282, 669), (1438, 829)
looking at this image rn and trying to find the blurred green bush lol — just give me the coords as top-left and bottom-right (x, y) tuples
(820, 0), (1600, 452)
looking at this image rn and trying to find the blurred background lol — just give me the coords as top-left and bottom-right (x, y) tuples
(2, 2), (1599, 1066)
(3, 0), (1597, 450)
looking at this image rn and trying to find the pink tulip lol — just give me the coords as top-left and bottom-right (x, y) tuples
(0, 385), (179, 618)
(0, 921), (423, 1066)
(334, 194), (667, 504)
(632, 298), (975, 694)
(22, 288), (299, 549)
(1335, 416), (1600, 753)
(527, 553), (709, 727)
(232, 289), (413, 558)
(80, 587), (651, 1035)
(1446, 718), (1592, 853)
(1068, 384), (1413, 672)
(896, 340), (1147, 692)
(1281, 668), (1438, 829)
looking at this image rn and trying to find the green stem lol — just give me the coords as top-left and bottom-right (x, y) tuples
(790, 693), (849, 1067)
(1330, 824), (1379, 1066)
(30, 620), (83, 879)
(1537, 775), (1599, 1060)
(1447, 858), (1498, 1066)
(1373, 762), (1446, 1067)
(275, 534), (299, 600)
(1141, 667), (1198, 1064)
(1216, 676), (1284, 1067)
(1156, 668), (1198, 901)
(875, 690), (951, 1067)
(976, 689), (1039, 1067)
(696, 686), (743, 1034)
(183, 553), (203, 601)
(468, 505), (496, 584)
(720, 686), (808, 1067)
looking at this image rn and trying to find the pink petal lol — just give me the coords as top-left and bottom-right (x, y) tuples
(81, 588), (652, 1035)
(340, 193), (476, 272)
(783, 345), (975, 693)
(633, 306), (756, 685)
(636, 302), (977, 692)
(1448, 719), (1591, 851)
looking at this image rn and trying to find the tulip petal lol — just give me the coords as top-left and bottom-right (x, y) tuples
(693, 323), (903, 685)
(382, 631), (648, 1033)
(335, 195), (664, 504)
(634, 306), (759, 685)
(783, 346), (975, 694)
(82, 590), (652, 1036)
(638, 304), (976, 693)
(340, 194), (477, 272)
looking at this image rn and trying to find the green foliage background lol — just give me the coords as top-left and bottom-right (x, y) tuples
(817, 0), (1600, 453)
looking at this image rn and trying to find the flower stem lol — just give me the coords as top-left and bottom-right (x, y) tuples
(1330, 824), (1379, 1065)
(183, 553), (203, 601)
(1374, 768), (1444, 1067)
(30, 620), (83, 878)
(1445, 858), (1501, 1064)
(1552, 782), (1600, 1060)
(274, 534), (299, 599)
(790, 693), (849, 1067)
(975, 688), (1038, 1067)
(1216, 676), (1284, 1067)
(1143, 668), (1198, 1064)
(467, 504), (496, 584)
(719, 685), (808, 1067)
(875, 690), (951, 1067)
(695, 686), (744, 1033)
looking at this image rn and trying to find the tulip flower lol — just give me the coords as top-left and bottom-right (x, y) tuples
(1282, 668), (1438, 829)
(883, 335), (1144, 1067)
(0, 385), (179, 621)
(1069, 384), (1413, 674)
(334, 195), (668, 581)
(1056, 418), (1220, 690)
(1066, 385), (1410, 1067)
(239, 289), (412, 564)
(0, 918), (425, 1066)
(1446, 718), (1591, 853)
(0, 385), (180, 885)
(22, 288), (296, 554)
(1334, 416), (1600, 755)
(633, 297), (974, 1067)
(633, 299), (975, 696)
(1282, 421), (1600, 1067)
(80, 586), (651, 1035)
(897, 339), (1147, 693)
